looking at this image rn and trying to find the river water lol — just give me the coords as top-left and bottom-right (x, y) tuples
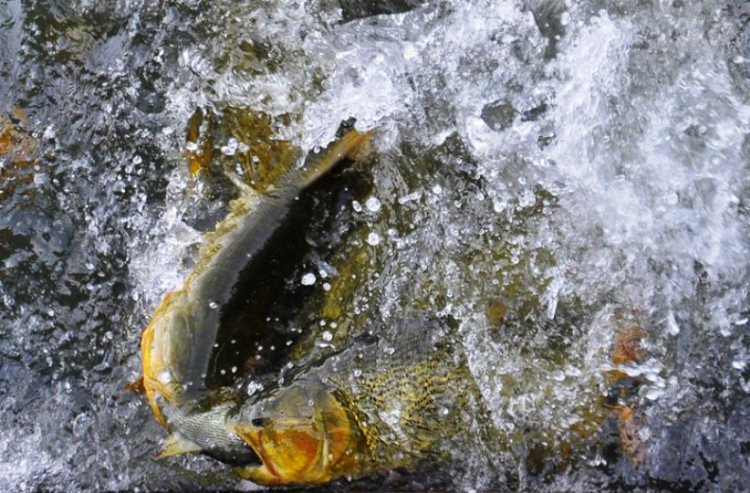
(1, 0), (750, 491)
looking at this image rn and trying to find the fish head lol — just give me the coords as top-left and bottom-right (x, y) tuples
(141, 291), (193, 426)
(228, 381), (363, 485)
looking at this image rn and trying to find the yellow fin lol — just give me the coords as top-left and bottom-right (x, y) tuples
(156, 433), (202, 459)
(299, 129), (374, 188)
(124, 377), (144, 394)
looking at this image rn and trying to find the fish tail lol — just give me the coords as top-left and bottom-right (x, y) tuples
(300, 129), (374, 189)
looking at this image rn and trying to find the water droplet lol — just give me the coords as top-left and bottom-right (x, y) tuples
(645, 387), (665, 401)
(352, 200), (362, 212)
(431, 184), (443, 195)
(366, 232), (381, 246)
(365, 196), (381, 213)
(221, 138), (239, 156)
(398, 191), (422, 204)
(301, 273), (316, 285)
(323, 282), (331, 291)
(158, 371), (171, 384)
(666, 311), (680, 335)
(208, 301), (218, 309)
(247, 381), (264, 396)
(322, 331), (333, 342)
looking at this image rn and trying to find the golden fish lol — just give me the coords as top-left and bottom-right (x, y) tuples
(227, 316), (492, 486)
(137, 127), (372, 463)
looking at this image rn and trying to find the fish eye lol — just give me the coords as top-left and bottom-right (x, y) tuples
(251, 417), (269, 427)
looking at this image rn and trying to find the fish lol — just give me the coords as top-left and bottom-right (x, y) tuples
(225, 315), (495, 486)
(137, 127), (373, 463)
(222, 311), (654, 487)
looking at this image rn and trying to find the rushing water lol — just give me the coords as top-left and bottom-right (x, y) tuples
(2, 0), (750, 491)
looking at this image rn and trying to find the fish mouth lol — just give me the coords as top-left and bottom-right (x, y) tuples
(225, 423), (284, 483)
(202, 436), (263, 468)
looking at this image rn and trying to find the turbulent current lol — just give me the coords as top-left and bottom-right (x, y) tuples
(2, 0), (750, 491)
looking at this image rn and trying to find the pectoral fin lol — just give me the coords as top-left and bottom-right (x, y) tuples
(156, 432), (202, 459)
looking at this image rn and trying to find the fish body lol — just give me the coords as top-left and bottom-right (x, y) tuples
(227, 316), (491, 486)
(139, 129), (372, 458)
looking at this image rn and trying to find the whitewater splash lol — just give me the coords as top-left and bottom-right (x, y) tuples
(1, 0), (750, 491)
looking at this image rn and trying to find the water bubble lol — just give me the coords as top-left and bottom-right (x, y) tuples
(221, 138), (239, 156)
(247, 381), (264, 396)
(352, 200), (363, 212)
(157, 371), (171, 384)
(519, 189), (536, 208)
(666, 311), (680, 335)
(365, 196), (382, 213)
(431, 184), (443, 195)
(366, 232), (381, 246)
(301, 273), (316, 285)
(322, 331), (333, 342)
(398, 190), (422, 204)
(208, 301), (218, 309)
(323, 282), (331, 291)
(645, 387), (665, 401)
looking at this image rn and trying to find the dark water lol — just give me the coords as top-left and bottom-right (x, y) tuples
(1, 0), (750, 491)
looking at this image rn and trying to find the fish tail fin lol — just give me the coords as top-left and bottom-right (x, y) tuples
(299, 129), (374, 189)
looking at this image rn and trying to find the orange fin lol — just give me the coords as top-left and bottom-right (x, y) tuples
(124, 376), (145, 394)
